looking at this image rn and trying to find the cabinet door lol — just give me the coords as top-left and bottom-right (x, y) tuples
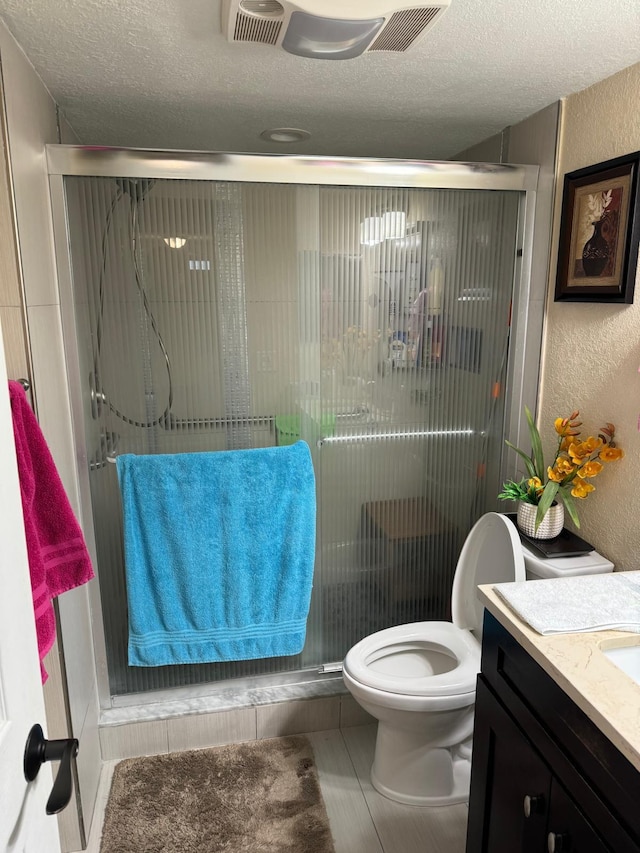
(467, 678), (551, 853)
(546, 779), (612, 853)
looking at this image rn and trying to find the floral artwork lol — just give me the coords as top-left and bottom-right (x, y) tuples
(555, 153), (640, 303)
(574, 187), (620, 278)
(572, 182), (627, 281)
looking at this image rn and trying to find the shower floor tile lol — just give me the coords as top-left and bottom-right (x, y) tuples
(77, 724), (468, 853)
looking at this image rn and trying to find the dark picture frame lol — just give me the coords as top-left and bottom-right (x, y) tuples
(555, 151), (640, 303)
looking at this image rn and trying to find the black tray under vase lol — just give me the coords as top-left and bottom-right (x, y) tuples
(504, 512), (594, 559)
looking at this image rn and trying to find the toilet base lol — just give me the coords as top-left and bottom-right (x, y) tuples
(371, 753), (471, 806)
(370, 717), (473, 806)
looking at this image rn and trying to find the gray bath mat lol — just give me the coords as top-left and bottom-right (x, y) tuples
(99, 734), (335, 853)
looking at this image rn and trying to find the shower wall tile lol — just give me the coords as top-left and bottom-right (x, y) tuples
(0, 160), (21, 305)
(76, 695), (102, 839)
(256, 697), (340, 739)
(245, 299), (300, 416)
(243, 184), (297, 305)
(0, 22), (59, 308)
(43, 636), (82, 853)
(99, 719), (169, 760)
(25, 304), (81, 502)
(58, 110), (81, 145)
(339, 695), (376, 728)
(0, 306), (29, 379)
(100, 697), (344, 758)
(167, 708), (257, 752)
(245, 301), (299, 369)
(57, 587), (97, 747)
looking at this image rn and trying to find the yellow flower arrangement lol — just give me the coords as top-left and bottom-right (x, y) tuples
(498, 407), (624, 530)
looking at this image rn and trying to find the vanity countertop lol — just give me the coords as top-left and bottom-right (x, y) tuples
(478, 583), (640, 773)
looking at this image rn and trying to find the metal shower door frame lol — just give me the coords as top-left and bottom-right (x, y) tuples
(47, 146), (539, 710)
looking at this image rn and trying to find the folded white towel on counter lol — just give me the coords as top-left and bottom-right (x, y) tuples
(494, 571), (640, 636)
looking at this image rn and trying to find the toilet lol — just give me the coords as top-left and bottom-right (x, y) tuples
(342, 512), (614, 807)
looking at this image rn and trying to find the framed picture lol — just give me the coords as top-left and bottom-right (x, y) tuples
(555, 151), (640, 303)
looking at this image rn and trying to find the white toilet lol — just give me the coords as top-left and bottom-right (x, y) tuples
(342, 512), (614, 807)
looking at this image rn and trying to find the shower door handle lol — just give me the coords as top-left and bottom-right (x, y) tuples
(23, 723), (79, 814)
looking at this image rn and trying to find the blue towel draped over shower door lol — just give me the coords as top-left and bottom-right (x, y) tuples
(116, 441), (316, 666)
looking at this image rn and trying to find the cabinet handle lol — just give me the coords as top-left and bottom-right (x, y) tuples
(523, 794), (545, 818)
(547, 831), (571, 852)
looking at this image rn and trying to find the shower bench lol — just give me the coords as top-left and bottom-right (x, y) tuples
(360, 497), (454, 615)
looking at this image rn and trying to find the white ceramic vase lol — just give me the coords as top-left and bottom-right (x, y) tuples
(517, 501), (564, 540)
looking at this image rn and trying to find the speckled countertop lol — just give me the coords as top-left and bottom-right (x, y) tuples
(478, 583), (640, 773)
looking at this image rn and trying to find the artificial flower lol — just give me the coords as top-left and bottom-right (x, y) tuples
(577, 460), (603, 478)
(554, 412), (581, 437)
(527, 477), (544, 496)
(568, 437), (603, 463)
(600, 446), (624, 462)
(498, 407), (623, 530)
(571, 480), (596, 499)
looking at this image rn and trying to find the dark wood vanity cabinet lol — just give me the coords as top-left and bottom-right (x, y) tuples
(466, 611), (640, 853)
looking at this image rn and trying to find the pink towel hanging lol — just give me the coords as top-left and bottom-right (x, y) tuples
(8, 381), (94, 682)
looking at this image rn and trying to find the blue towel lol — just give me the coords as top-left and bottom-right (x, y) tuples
(116, 441), (316, 666)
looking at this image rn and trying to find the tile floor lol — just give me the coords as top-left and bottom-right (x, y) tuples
(77, 724), (468, 853)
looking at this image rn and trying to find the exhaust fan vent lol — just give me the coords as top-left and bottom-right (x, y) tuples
(222, 1), (451, 56)
(234, 11), (283, 43)
(369, 7), (442, 51)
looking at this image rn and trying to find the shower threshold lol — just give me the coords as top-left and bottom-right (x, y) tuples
(102, 666), (346, 727)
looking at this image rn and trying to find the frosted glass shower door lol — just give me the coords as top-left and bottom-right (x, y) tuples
(61, 174), (521, 696)
(315, 187), (520, 654)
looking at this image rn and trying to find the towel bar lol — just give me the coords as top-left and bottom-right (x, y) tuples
(91, 407), (376, 465)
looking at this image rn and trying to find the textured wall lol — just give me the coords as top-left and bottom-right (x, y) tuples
(539, 62), (640, 570)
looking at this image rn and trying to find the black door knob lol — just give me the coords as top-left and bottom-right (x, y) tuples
(23, 723), (79, 815)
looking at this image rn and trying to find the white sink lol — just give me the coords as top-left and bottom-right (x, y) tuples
(602, 645), (640, 685)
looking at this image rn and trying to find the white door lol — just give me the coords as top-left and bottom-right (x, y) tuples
(0, 323), (60, 852)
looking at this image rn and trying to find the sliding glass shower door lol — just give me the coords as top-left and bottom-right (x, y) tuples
(57, 158), (524, 697)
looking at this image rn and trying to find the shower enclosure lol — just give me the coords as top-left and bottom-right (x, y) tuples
(47, 148), (538, 702)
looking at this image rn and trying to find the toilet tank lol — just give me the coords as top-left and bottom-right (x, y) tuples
(522, 542), (614, 580)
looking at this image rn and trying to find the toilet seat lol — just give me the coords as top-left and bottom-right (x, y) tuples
(343, 513), (524, 704)
(343, 621), (481, 697)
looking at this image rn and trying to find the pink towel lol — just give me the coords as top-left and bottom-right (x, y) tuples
(8, 381), (94, 683)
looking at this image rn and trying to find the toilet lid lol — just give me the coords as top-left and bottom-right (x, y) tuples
(451, 512), (525, 633)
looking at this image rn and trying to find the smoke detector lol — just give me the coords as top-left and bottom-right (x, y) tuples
(221, 0), (451, 59)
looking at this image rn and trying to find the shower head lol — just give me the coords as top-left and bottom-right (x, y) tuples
(116, 177), (156, 202)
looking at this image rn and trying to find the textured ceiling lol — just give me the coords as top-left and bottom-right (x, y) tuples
(0, 0), (638, 159)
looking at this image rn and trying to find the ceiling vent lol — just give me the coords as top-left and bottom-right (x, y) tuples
(221, 0), (451, 58)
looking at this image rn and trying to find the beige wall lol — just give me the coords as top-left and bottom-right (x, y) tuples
(539, 62), (640, 570)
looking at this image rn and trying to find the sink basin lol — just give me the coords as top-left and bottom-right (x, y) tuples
(602, 645), (640, 685)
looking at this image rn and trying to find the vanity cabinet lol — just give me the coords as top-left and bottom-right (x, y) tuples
(466, 611), (640, 853)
